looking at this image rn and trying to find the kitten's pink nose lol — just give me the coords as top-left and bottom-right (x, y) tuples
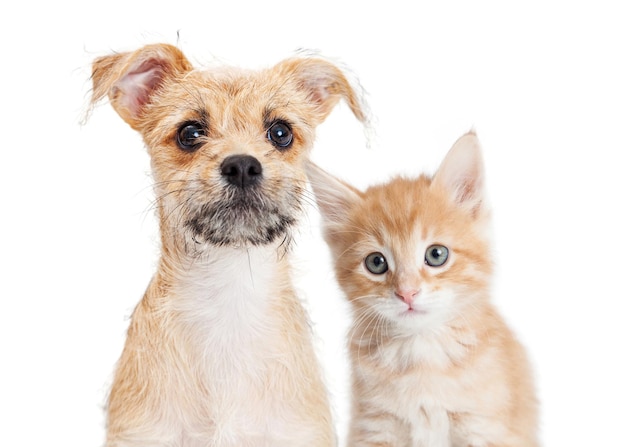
(395, 288), (420, 305)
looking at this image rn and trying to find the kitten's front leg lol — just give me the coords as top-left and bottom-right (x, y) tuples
(347, 409), (412, 447)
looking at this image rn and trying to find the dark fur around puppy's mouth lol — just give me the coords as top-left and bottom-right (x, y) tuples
(185, 187), (299, 247)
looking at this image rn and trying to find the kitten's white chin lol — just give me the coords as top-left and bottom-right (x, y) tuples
(410, 302), (429, 313)
(401, 307), (427, 317)
(391, 307), (449, 333)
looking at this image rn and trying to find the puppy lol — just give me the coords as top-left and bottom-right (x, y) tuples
(89, 43), (365, 447)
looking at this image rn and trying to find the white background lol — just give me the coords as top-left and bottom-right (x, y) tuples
(1, 1), (625, 446)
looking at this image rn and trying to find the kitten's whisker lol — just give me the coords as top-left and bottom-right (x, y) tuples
(348, 301), (389, 368)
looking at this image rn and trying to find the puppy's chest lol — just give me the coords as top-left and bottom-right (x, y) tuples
(177, 251), (284, 369)
(168, 251), (294, 435)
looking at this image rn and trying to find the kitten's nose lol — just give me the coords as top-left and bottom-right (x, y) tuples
(395, 288), (420, 305)
(221, 155), (263, 188)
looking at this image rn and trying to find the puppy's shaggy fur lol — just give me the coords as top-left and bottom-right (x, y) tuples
(90, 43), (365, 447)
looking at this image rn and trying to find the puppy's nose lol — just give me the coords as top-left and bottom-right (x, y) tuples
(220, 155), (263, 188)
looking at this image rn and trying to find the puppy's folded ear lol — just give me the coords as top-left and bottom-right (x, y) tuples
(90, 43), (193, 129)
(274, 57), (368, 125)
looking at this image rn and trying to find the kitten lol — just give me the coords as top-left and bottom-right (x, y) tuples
(307, 132), (539, 447)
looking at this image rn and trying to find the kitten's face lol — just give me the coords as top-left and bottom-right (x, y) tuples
(334, 177), (491, 333)
(309, 132), (491, 334)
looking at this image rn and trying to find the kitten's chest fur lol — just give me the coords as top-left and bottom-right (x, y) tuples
(354, 311), (520, 445)
(359, 323), (482, 403)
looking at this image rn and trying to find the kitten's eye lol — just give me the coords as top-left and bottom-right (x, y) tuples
(267, 121), (293, 149)
(365, 252), (388, 275)
(177, 121), (206, 151)
(425, 245), (449, 267)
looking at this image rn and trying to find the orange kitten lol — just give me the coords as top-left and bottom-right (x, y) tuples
(307, 132), (539, 446)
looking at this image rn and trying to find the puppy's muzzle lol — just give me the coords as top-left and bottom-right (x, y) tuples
(184, 153), (299, 248)
(221, 155), (262, 189)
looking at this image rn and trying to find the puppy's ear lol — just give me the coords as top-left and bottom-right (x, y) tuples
(90, 43), (193, 129)
(275, 57), (367, 125)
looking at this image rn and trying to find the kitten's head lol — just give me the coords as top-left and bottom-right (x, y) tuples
(307, 132), (492, 334)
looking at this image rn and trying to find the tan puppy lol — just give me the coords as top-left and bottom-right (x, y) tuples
(90, 43), (365, 447)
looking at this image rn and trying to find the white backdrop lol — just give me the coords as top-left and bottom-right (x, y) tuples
(1, 1), (625, 446)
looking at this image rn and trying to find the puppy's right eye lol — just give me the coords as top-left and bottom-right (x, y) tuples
(267, 121), (293, 149)
(177, 122), (206, 151)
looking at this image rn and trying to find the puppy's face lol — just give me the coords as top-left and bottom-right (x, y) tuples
(143, 67), (318, 249)
(90, 44), (365, 252)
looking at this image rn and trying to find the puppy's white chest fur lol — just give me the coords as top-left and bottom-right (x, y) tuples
(176, 245), (276, 336)
(90, 43), (363, 447)
(168, 245), (299, 444)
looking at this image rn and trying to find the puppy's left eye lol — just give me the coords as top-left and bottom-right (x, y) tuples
(177, 121), (206, 151)
(267, 121), (293, 149)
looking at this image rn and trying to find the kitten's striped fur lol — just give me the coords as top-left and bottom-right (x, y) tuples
(308, 132), (539, 446)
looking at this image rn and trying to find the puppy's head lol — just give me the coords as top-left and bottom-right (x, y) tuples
(90, 44), (365, 252)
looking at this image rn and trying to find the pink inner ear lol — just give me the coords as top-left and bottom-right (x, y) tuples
(114, 59), (166, 119)
(456, 176), (478, 204)
(304, 75), (332, 106)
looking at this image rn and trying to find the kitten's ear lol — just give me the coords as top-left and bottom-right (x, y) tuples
(432, 131), (486, 215)
(306, 162), (362, 229)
